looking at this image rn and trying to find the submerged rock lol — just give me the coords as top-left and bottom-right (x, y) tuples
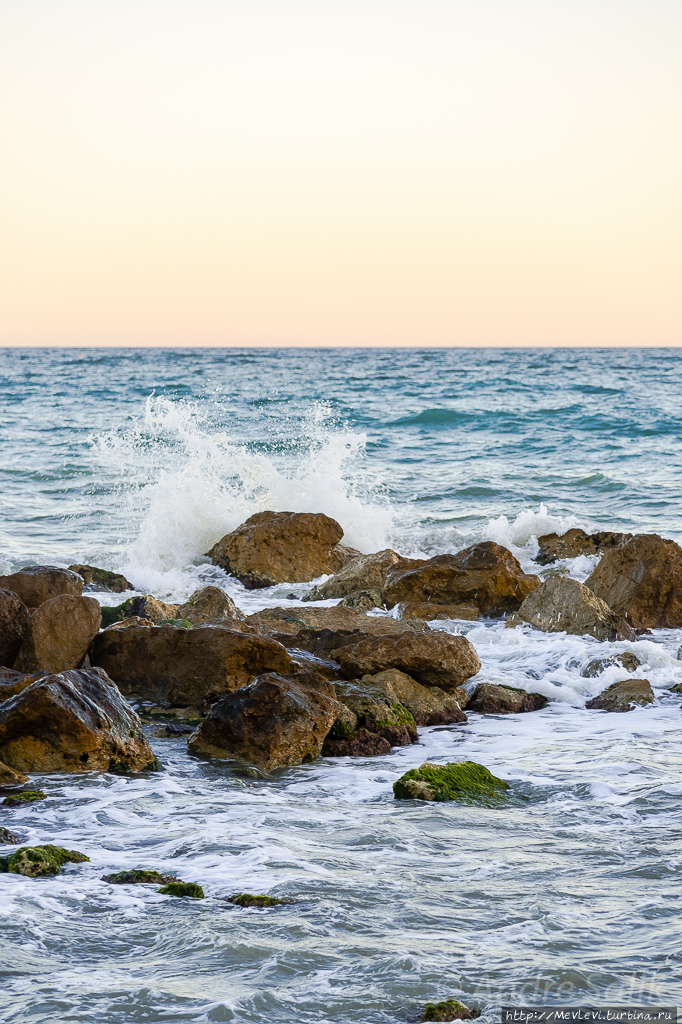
(0, 826), (19, 844)
(206, 511), (357, 588)
(535, 528), (632, 565)
(358, 669), (468, 725)
(585, 678), (655, 712)
(422, 999), (479, 1021)
(467, 683), (547, 715)
(304, 548), (407, 602)
(582, 652), (642, 678)
(585, 534), (682, 629)
(0, 566), (84, 609)
(393, 761), (509, 804)
(102, 869), (180, 884)
(0, 760), (29, 789)
(227, 893), (287, 907)
(2, 790), (45, 806)
(68, 565), (133, 593)
(5, 844), (88, 877)
(158, 881), (204, 898)
(331, 631), (481, 692)
(0, 589), (31, 668)
(14, 594), (101, 673)
(505, 577), (636, 641)
(176, 586), (245, 625)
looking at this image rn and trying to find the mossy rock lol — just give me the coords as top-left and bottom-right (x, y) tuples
(394, 761), (509, 805)
(0, 826), (19, 845)
(100, 598), (135, 628)
(227, 892), (286, 907)
(2, 791), (46, 807)
(422, 999), (479, 1021)
(109, 755), (163, 774)
(103, 869), (180, 885)
(157, 618), (192, 628)
(69, 565), (133, 593)
(7, 844), (89, 877)
(158, 881), (204, 899)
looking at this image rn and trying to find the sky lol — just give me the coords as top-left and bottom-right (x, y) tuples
(0, 0), (680, 348)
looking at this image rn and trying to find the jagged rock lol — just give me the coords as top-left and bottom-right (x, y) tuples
(339, 590), (384, 611)
(0, 667), (157, 773)
(422, 999), (479, 1021)
(0, 760), (29, 789)
(304, 548), (407, 601)
(188, 672), (338, 770)
(5, 844), (89, 877)
(585, 678), (655, 712)
(0, 827), (19, 844)
(582, 652), (641, 678)
(467, 683), (547, 714)
(330, 632), (481, 692)
(383, 542), (540, 617)
(393, 761), (509, 804)
(0, 565), (84, 608)
(505, 577), (636, 641)
(0, 667), (44, 703)
(206, 511), (357, 589)
(332, 685), (417, 746)
(176, 586), (245, 625)
(13, 595), (101, 673)
(397, 602), (479, 621)
(535, 528), (632, 565)
(359, 668), (469, 725)
(68, 565), (133, 593)
(0, 590), (31, 668)
(585, 534), (682, 629)
(287, 648), (344, 681)
(91, 623), (292, 706)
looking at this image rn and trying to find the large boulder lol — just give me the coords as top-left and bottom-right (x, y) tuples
(176, 586), (245, 625)
(331, 632), (481, 691)
(13, 595), (101, 674)
(304, 548), (408, 602)
(585, 678), (654, 712)
(585, 534), (682, 629)
(68, 565), (133, 593)
(0, 565), (84, 608)
(359, 669), (468, 725)
(467, 683), (547, 714)
(505, 577), (636, 641)
(0, 667), (156, 773)
(188, 672), (338, 770)
(91, 623), (292, 706)
(0, 589), (31, 667)
(206, 511), (357, 589)
(535, 529), (632, 565)
(383, 542), (540, 617)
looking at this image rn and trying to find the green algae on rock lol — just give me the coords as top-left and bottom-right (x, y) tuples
(422, 999), (480, 1021)
(227, 893), (287, 907)
(158, 881), (205, 898)
(393, 761), (509, 804)
(2, 790), (46, 807)
(103, 869), (180, 885)
(7, 844), (89, 877)
(156, 618), (192, 628)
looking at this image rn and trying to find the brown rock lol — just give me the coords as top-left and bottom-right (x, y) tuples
(0, 667), (156, 773)
(585, 678), (655, 712)
(129, 595), (180, 624)
(176, 586), (245, 625)
(0, 589), (31, 667)
(0, 760), (29, 789)
(206, 511), (357, 588)
(383, 542), (540, 617)
(331, 631), (481, 692)
(581, 652), (641, 678)
(585, 534), (682, 629)
(0, 667), (45, 703)
(0, 565), (84, 608)
(188, 672), (338, 770)
(505, 577), (636, 641)
(397, 602), (479, 622)
(536, 529), (632, 565)
(91, 623), (292, 706)
(467, 683), (547, 714)
(322, 729), (391, 757)
(360, 668), (468, 725)
(13, 595), (101, 674)
(249, 604), (429, 639)
(339, 590), (384, 611)
(304, 548), (408, 601)
(332, 684), (417, 746)
(68, 565), (133, 593)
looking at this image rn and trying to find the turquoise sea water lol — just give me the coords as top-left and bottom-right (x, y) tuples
(0, 347), (681, 1023)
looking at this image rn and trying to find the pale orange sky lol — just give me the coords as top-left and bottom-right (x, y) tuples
(0, 0), (680, 347)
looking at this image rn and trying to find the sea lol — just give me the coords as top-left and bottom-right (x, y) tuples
(0, 346), (681, 1023)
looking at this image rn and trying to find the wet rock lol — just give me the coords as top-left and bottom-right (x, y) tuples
(287, 648), (344, 681)
(104, 615), (155, 630)
(397, 602), (479, 621)
(0, 826), (19, 844)
(393, 761), (509, 804)
(158, 881), (205, 898)
(360, 668), (468, 725)
(188, 671), (338, 770)
(535, 528), (632, 565)
(0, 667), (43, 703)
(5, 844), (89, 877)
(206, 511), (357, 588)
(227, 893), (288, 907)
(331, 632), (481, 692)
(0, 667), (156, 774)
(505, 577), (636, 642)
(157, 618), (192, 628)
(0, 760), (29, 789)
(322, 726), (391, 758)
(538, 566), (571, 579)
(0, 566), (84, 608)
(246, 603), (395, 637)
(383, 542), (540, 617)
(2, 790), (45, 806)
(422, 999), (479, 1021)
(102, 869), (181, 884)
(304, 548), (408, 602)
(14, 594), (101, 673)
(176, 586), (245, 625)
(585, 678), (655, 712)
(154, 723), (193, 737)
(68, 565), (133, 593)
(333, 685), (417, 746)
(582, 652), (642, 678)
(339, 589), (384, 612)
(467, 683), (547, 715)
(0, 589), (31, 668)
(585, 534), (682, 629)
(91, 623), (292, 706)
(100, 595), (180, 629)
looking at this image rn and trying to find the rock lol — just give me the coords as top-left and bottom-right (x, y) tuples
(0, 667), (157, 773)
(100, 595), (180, 629)
(13, 595), (101, 673)
(227, 893), (287, 907)
(0, 667), (43, 703)
(585, 678), (655, 712)
(68, 565), (133, 593)
(393, 761), (509, 804)
(339, 590), (384, 611)
(397, 602), (479, 621)
(538, 566), (571, 579)
(176, 586), (245, 625)
(0, 566), (84, 608)
(322, 727), (392, 757)
(103, 869), (180, 884)
(287, 648), (344, 681)
(383, 542), (540, 617)
(188, 672), (338, 770)
(467, 683), (547, 714)
(422, 999), (479, 1022)
(206, 511), (357, 589)
(333, 684), (417, 746)
(0, 590), (31, 668)
(154, 723), (193, 737)
(304, 548), (407, 602)
(91, 624), (293, 706)
(249, 604), (430, 640)
(360, 668), (469, 725)
(331, 632), (481, 692)
(2, 790), (45, 806)
(505, 577), (636, 641)
(0, 827), (19, 844)
(582, 652), (642, 678)
(0, 760), (29, 789)
(157, 618), (192, 628)
(535, 528), (632, 565)
(158, 881), (204, 898)
(5, 844), (89, 877)
(584, 534), (682, 629)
